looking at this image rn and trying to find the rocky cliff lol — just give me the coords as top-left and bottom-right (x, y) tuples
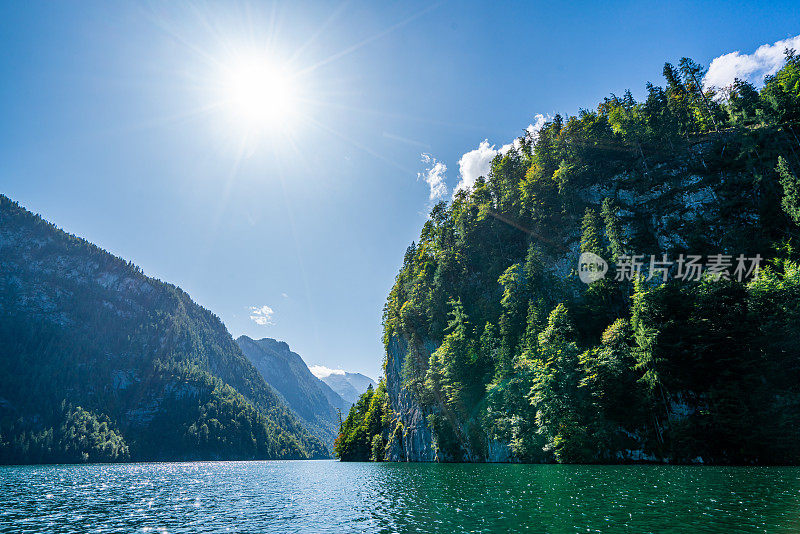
(384, 335), (436, 461)
(354, 54), (800, 464)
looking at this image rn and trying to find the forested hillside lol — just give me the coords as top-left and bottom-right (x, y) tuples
(0, 196), (327, 463)
(237, 335), (348, 450)
(336, 53), (800, 464)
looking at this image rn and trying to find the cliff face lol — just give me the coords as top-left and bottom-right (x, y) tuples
(382, 158), (745, 463)
(339, 56), (800, 464)
(384, 335), (436, 462)
(376, 116), (800, 463)
(385, 334), (518, 462)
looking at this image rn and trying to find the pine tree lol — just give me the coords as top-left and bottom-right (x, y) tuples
(580, 208), (605, 255)
(778, 156), (800, 223)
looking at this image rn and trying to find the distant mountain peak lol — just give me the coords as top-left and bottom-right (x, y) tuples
(241, 341), (377, 405)
(235, 336), (350, 451)
(309, 368), (376, 405)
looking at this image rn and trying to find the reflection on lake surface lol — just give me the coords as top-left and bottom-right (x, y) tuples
(1, 460), (799, 533)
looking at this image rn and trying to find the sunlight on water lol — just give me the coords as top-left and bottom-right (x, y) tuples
(1, 461), (799, 533)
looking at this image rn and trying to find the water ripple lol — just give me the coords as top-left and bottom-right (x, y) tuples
(1, 461), (799, 533)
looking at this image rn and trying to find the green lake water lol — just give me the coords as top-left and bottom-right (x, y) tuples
(1, 460), (799, 533)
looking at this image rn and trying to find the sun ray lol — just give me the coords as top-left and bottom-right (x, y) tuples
(137, 2), (226, 70)
(382, 132), (431, 150)
(295, 2), (443, 77)
(268, 140), (323, 351)
(201, 131), (251, 264)
(137, 1), (456, 167)
(90, 102), (225, 139)
(294, 95), (485, 131)
(300, 112), (415, 175)
(287, 0), (352, 66)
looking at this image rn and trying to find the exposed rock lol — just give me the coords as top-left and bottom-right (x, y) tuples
(384, 335), (436, 462)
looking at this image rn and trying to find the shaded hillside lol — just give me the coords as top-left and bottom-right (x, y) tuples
(337, 54), (800, 464)
(0, 195), (327, 463)
(236, 336), (348, 450)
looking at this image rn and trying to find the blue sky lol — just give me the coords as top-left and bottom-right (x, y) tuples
(2, 1), (799, 380)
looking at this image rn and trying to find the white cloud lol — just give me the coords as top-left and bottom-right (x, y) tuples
(454, 115), (550, 195)
(499, 114), (550, 154)
(281, 292), (289, 299)
(249, 305), (274, 326)
(499, 140), (518, 155)
(527, 113), (548, 140)
(704, 34), (800, 90)
(454, 139), (498, 194)
(309, 365), (346, 379)
(417, 153), (448, 201)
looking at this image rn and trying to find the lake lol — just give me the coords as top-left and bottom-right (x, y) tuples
(1, 460), (799, 533)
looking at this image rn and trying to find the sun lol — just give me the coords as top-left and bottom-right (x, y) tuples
(220, 53), (298, 132)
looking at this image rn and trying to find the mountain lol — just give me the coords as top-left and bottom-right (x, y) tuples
(236, 336), (348, 450)
(336, 54), (800, 464)
(0, 195), (327, 464)
(315, 371), (376, 405)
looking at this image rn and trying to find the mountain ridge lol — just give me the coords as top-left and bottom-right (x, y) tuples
(0, 194), (327, 463)
(235, 335), (349, 450)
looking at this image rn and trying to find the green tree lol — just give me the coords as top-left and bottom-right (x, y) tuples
(778, 156), (800, 223)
